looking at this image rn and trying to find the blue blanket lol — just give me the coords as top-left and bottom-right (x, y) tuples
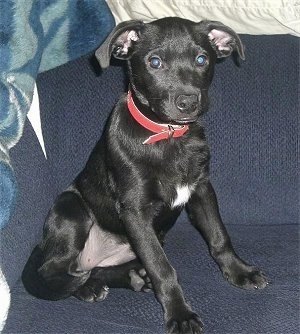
(0, 0), (114, 228)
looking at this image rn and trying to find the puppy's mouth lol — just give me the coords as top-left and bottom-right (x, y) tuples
(172, 116), (199, 124)
(150, 106), (199, 125)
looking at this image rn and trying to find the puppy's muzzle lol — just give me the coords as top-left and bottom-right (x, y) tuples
(175, 94), (198, 114)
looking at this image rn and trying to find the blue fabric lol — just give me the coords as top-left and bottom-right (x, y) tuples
(1, 34), (299, 333)
(0, 162), (16, 229)
(0, 0), (114, 229)
(4, 224), (299, 334)
(206, 34), (299, 226)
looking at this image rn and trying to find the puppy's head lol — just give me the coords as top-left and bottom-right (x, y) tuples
(96, 17), (244, 124)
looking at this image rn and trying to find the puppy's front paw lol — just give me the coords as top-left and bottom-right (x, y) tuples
(166, 310), (204, 334)
(223, 260), (269, 290)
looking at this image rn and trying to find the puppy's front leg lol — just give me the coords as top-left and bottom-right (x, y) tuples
(122, 208), (204, 334)
(186, 181), (269, 290)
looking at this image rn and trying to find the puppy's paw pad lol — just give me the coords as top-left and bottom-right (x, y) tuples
(166, 311), (204, 334)
(245, 270), (270, 290)
(74, 284), (109, 302)
(225, 265), (269, 290)
(95, 285), (110, 301)
(129, 269), (152, 292)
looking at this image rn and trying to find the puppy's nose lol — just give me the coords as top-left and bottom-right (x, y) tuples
(175, 94), (198, 113)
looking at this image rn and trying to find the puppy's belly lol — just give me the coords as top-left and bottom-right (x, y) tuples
(76, 224), (136, 271)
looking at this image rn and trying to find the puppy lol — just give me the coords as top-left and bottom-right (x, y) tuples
(23, 17), (269, 334)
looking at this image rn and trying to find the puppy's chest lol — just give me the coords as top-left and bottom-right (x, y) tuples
(170, 184), (196, 208)
(154, 160), (204, 209)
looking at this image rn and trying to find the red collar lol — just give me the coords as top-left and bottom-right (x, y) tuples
(127, 90), (189, 144)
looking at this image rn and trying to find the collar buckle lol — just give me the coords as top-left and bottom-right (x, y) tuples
(167, 125), (175, 139)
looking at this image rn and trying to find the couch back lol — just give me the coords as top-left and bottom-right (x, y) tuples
(206, 34), (299, 226)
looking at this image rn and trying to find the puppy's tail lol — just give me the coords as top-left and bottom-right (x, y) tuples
(22, 246), (69, 301)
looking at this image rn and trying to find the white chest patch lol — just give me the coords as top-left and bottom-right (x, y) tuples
(171, 185), (194, 208)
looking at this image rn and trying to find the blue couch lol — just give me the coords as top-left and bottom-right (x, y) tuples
(1, 33), (299, 333)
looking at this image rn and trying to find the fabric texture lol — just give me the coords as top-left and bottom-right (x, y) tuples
(3, 224), (299, 334)
(1, 33), (299, 333)
(106, 0), (300, 36)
(0, 0), (115, 229)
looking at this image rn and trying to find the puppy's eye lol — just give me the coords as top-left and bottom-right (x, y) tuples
(195, 54), (207, 66)
(149, 56), (162, 69)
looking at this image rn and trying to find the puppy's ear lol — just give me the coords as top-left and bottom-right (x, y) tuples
(200, 21), (245, 60)
(95, 20), (144, 69)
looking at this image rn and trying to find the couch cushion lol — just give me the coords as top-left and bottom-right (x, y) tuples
(4, 224), (299, 333)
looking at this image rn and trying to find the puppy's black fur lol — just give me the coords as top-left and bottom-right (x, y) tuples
(22, 18), (268, 334)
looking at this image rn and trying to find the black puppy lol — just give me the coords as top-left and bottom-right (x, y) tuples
(23, 17), (269, 334)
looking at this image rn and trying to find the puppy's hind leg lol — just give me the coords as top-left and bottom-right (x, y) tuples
(22, 190), (94, 300)
(73, 260), (153, 302)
